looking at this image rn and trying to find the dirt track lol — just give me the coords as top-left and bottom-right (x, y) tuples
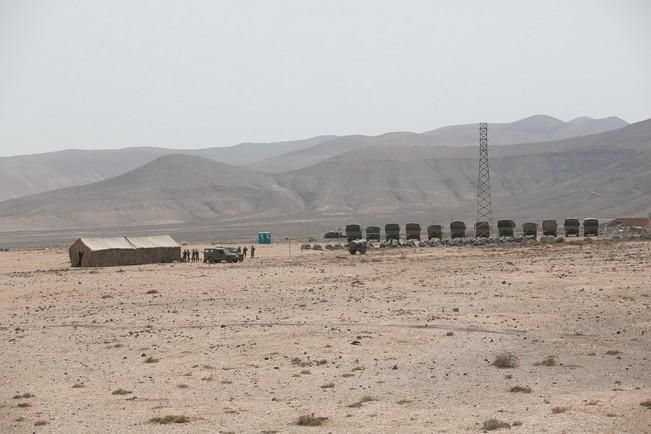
(1, 240), (650, 433)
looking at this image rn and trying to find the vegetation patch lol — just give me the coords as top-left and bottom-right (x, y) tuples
(510, 386), (531, 393)
(492, 353), (518, 369)
(291, 357), (310, 367)
(347, 395), (375, 408)
(296, 413), (328, 426)
(482, 418), (510, 431)
(112, 388), (132, 395)
(12, 393), (34, 399)
(149, 415), (191, 424)
(534, 356), (557, 366)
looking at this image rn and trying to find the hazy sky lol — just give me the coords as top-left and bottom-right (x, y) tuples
(0, 0), (649, 156)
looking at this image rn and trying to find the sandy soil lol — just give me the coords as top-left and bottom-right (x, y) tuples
(1, 240), (649, 433)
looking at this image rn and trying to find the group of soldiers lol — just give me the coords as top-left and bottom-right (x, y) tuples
(182, 248), (200, 262)
(182, 245), (257, 263)
(236, 245), (256, 259)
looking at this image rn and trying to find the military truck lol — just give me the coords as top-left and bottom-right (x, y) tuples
(345, 224), (363, 242)
(564, 218), (580, 237)
(324, 231), (344, 239)
(450, 221), (466, 239)
(203, 247), (240, 263)
(348, 239), (368, 255)
(427, 224), (443, 240)
(542, 220), (558, 236)
(385, 223), (400, 241)
(497, 220), (516, 237)
(365, 226), (381, 242)
(583, 218), (599, 237)
(522, 222), (538, 238)
(475, 221), (490, 238)
(405, 223), (421, 240)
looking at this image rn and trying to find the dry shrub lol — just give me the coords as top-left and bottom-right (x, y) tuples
(72, 383), (85, 388)
(12, 393), (34, 399)
(320, 382), (335, 389)
(640, 400), (651, 408)
(551, 406), (568, 414)
(144, 356), (159, 364)
(34, 420), (48, 426)
(510, 386), (531, 393)
(291, 357), (310, 367)
(112, 388), (132, 395)
(149, 415), (190, 424)
(534, 356), (557, 366)
(17, 402), (31, 408)
(296, 413), (328, 426)
(482, 418), (510, 431)
(347, 395), (375, 408)
(492, 353), (518, 369)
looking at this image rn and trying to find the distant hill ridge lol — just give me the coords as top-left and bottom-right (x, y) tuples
(0, 118), (648, 232)
(0, 115), (628, 201)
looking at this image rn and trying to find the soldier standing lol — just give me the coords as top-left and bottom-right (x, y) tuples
(250, 245), (255, 259)
(243, 246), (248, 259)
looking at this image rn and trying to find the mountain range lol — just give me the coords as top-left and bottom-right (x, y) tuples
(0, 115), (627, 201)
(0, 116), (648, 235)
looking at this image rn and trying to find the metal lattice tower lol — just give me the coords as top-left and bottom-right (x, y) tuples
(475, 123), (492, 236)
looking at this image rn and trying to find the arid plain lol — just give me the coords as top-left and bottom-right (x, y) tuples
(1, 239), (650, 433)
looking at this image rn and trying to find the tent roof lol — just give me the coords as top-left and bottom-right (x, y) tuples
(79, 237), (135, 251)
(127, 235), (179, 248)
(76, 234), (179, 251)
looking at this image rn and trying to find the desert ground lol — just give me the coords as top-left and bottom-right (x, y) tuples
(1, 239), (650, 433)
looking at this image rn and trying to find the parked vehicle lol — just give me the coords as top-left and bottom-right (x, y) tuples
(348, 239), (368, 255)
(365, 226), (381, 242)
(522, 222), (538, 238)
(203, 248), (240, 263)
(427, 225), (443, 240)
(542, 220), (558, 236)
(564, 219), (580, 237)
(385, 223), (400, 241)
(583, 218), (599, 237)
(345, 224), (363, 242)
(475, 221), (490, 238)
(450, 221), (466, 239)
(405, 223), (421, 240)
(497, 220), (516, 237)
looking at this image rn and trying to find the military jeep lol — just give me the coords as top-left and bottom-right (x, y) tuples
(203, 248), (240, 263)
(348, 239), (368, 255)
